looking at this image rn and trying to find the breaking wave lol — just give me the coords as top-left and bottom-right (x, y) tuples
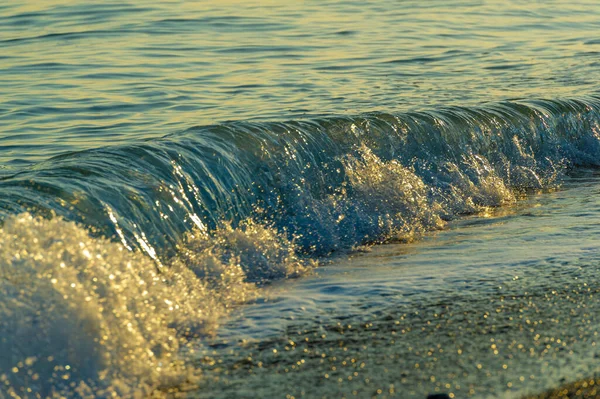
(3, 96), (600, 395)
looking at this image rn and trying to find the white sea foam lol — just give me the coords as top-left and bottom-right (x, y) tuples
(0, 214), (310, 397)
(178, 219), (313, 284)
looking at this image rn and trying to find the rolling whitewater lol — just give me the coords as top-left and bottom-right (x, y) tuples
(2, 1), (600, 398)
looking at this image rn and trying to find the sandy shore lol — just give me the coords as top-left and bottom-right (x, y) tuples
(524, 377), (600, 399)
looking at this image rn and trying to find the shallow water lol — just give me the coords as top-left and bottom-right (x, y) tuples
(2, 0), (600, 397)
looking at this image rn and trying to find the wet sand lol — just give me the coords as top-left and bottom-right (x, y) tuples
(525, 377), (600, 399)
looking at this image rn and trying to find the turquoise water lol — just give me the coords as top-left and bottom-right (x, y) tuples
(2, 0), (600, 397)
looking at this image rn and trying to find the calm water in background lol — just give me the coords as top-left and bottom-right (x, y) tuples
(3, 1), (600, 398)
(2, 0), (600, 165)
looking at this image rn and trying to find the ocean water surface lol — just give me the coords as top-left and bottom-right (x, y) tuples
(2, 0), (600, 397)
